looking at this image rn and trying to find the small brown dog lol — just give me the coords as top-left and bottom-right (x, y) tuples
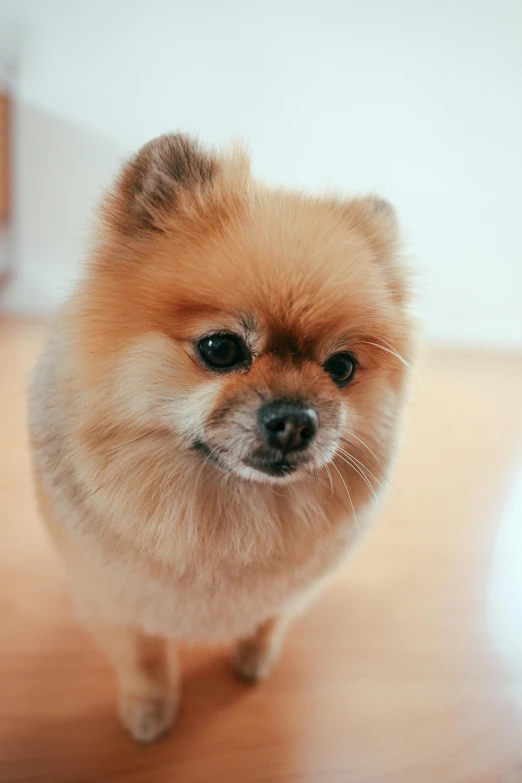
(29, 134), (414, 743)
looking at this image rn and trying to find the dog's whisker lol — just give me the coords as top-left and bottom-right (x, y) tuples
(339, 436), (383, 471)
(339, 437), (400, 493)
(336, 447), (385, 492)
(371, 335), (413, 366)
(214, 465), (235, 484)
(335, 451), (379, 504)
(361, 341), (411, 370)
(324, 464), (334, 497)
(105, 429), (160, 453)
(291, 485), (317, 520)
(337, 450), (379, 493)
(339, 461), (378, 507)
(331, 461), (358, 532)
(195, 460), (211, 510)
(361, 339), (418, 377)
(340, 431), (379, 462)
(269, 485), (286, 497)
(303, 467), (319, 486)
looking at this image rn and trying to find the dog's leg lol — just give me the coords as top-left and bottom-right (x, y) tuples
(93, 624), (178, 743)
(232, 615), (289, 682)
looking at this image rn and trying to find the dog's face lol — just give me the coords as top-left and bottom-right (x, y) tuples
(79, 135), (412, 487)
(162, 307), (352, 484)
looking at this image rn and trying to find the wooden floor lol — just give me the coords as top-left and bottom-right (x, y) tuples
(1, 320), (522, 783)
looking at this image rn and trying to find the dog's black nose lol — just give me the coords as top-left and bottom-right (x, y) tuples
(258, 400), (318, 453)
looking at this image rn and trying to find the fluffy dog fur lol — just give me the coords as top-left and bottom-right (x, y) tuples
(29, 133), (414, 743)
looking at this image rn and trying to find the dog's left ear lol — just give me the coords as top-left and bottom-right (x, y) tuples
(342, 195), (408, 302)
(343, 196), (400, 262)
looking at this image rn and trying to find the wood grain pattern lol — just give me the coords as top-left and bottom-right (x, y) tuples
(1, 320), (522, 783)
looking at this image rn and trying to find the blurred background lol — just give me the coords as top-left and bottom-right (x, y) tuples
(0, 3), (521, 782)
(0, 0), (521, 347)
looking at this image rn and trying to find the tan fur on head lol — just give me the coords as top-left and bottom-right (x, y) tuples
(29, 132), (415, 743)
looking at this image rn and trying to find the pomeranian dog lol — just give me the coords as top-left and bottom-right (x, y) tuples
(29, 133), (413, 743)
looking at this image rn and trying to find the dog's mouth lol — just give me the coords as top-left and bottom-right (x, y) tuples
(192, 439), (302, 478)
(242, 456), (298, 477)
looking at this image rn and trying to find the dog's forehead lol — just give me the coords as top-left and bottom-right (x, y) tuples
(258, 312), (342, 359)
(246, 281), (377, 354)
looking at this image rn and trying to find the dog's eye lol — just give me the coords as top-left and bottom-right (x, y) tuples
(197, 333), (250, 371)
(323, 352), (357, 387)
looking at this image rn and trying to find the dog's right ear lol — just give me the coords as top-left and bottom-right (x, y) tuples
(105, 133), (220, 235)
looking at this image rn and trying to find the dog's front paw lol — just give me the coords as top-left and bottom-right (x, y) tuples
(232, 640), (277, 682)
(118, 693), (176, 743)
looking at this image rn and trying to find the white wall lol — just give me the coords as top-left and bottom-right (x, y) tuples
(1, 0), (521, 347)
